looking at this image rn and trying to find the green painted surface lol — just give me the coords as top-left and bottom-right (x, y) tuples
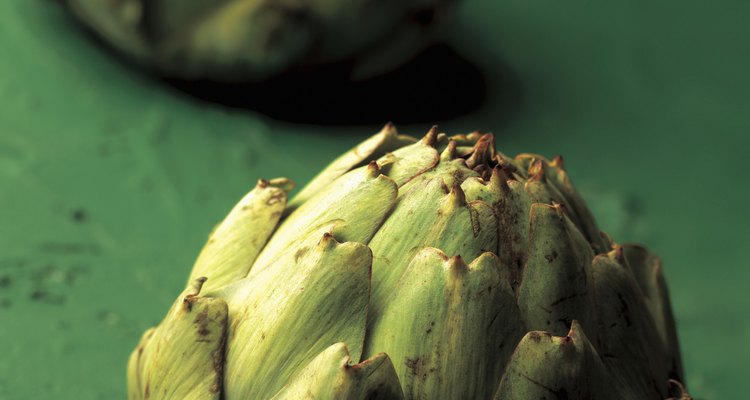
(0, 1), (747, 399)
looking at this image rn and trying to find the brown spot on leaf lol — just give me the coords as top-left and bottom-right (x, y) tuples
(194, 309), (211, 337)
(183, 296), (196, 312)
(294, 247), (309, 263)
(266, 190), (286, 205)
(468, 205), (481, 237)
(527, 331), (543, 343)
(405, 357), (421, 376)
(210, 326), (227, 394)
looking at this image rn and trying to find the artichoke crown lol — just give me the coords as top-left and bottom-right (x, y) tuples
(128, 126), (687, 400)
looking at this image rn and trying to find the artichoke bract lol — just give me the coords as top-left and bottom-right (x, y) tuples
(65, 0), (454, 81)
(127, 126), (690, 399)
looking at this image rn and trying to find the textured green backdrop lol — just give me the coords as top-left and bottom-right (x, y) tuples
(1, 1), (748, 399)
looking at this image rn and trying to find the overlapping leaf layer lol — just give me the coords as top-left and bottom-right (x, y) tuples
(128, 126), (689, 400)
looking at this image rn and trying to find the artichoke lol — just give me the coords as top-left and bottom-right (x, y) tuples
(65, 0), (454, 81)
(127, 126), (689, 399)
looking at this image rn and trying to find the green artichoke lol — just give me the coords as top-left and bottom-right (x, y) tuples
(65, 0), (453, 81)
(127, 126), (690, 399)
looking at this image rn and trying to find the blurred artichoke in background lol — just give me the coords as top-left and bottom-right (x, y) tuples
(127, 126), (690, 399)
(65, 0), (455, 81)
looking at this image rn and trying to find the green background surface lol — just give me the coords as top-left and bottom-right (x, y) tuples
(1, 1), (748, 399)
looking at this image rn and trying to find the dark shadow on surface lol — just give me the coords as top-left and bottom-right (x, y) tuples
(59, 2), (523, 126)
(163, 44), (505, 125)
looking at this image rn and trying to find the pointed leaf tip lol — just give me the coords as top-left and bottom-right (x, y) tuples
(448, 182), (467, 207)
(489, 165), (510, 192)
(666, 379), (693, 400)
(192, 276), (208, 289)
(551, 155), (565, 170)
(440, 140), (457, 160)
(466, 133), (495, 169)
(466, 131), (484, 142)
(421, 126), (439, 147)
(528, 159), (545, 181)
(447, 255), (467, 271)
(382, 122), (397, 135)
(612, 244), (625, 262)
(183, 277), (208, 310)
(567, 319), (584, 338)
(549, 202), (566, 219)
(366, 160), (381, 175)
(318, 231), (338, 249)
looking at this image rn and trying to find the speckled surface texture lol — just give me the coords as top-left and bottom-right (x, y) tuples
(1, 1), (747, 399)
